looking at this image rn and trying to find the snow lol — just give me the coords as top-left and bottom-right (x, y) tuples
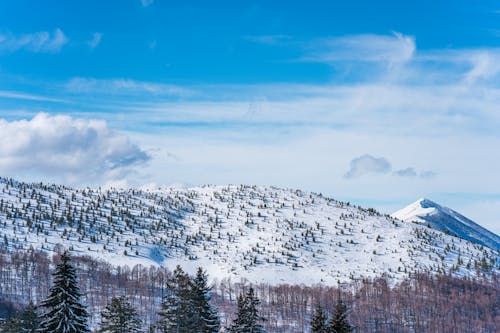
(392, 198), (500, 251)
(0, 178), (498, 286)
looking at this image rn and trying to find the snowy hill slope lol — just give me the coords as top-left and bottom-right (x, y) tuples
(392, 198), (500, 252)
(0, 177), (498, 285)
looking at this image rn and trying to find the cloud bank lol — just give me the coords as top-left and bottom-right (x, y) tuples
(0, 113), (149, 184)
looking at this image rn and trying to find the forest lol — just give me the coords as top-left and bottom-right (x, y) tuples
(0, 249), (498, 332)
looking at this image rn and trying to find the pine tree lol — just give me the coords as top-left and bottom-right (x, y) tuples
(244, 288), (267, 333)
(100, 296), (142, 333)
(310, 304), (328, 333)
(157, 266), (196, 333)
(1, 315), (20, 333)
(1, 302), (39, 333)
(327, 300), (353, 333)
(227, 287), (267, 333)
(191, 268), (220, 333)
(226, 294), (246, 333)
(38, 251), (90, 333)
(18, 302), (39, 333)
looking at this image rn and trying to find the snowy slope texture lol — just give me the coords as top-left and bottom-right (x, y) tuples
(0, 177), (498, 286)
(392, 198), (500, 252)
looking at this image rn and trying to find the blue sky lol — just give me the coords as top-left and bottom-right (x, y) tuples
(0, 1), (500, 233)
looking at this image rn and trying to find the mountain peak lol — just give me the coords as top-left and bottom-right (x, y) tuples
(393, 199), (500, 251)
(417, 198), (443, 209)
(392, 198), (439, 221)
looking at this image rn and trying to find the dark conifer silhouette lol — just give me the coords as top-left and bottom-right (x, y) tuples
(327, 300), (353, 333)
(1, 302), (39, 333)
(191, 267), (220, 333)
(38, 251), (90, 333)
(227, 287), (267, 333)
(100, 295), (142, 333)
(157, 266), (196, 333)
(310, 304), (328, 333)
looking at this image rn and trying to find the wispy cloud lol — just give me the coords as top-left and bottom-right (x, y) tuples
(64, 77), (195, 97)
(463, 51), (500, 84)
(0, 28), (68, 53)
(249, 32), (500, 85)
(303, 32), (415, 66)
(113, 83), (500, 137)
(140, 0), (154, 7)
(244, 34), (292, 45)
(0, 90), (67, 103)
(87, 32), (102, 49)
(419, 48), (500, 84)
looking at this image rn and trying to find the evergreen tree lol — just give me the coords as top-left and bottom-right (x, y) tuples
(191, 268), (220, 333)
(18, 302), (39, 333)
(1, 302), (39, 333)
(100, 296), (142, 333)
(1, 315), (20, 333)
(227, 294), (247, 333)
(38, 251), (90, 333)
(157, 266), (196, 333)
(243, 288), (267, 333)
(310, 304), (328, 333)
(227, 287), (267, 333)
(226, 294), (246, 333)
(327, 300), (353, 333)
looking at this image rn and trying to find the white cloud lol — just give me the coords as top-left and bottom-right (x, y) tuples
(463, 51), (500, 84)
(0, 113), (149, 184)
(342, 155), (433, 180)
(0, 28), (68, 53)
(248, 32), (500, 85)
(87, 32), (102, 49)
(0, 90), (66, 103)
(140, 0), (154, 7)
(113, 82), (500, 138)
(304, 32), (415, 66)
(416, 48), (500, 84)
(245, 35), (292, 45)
(344, 154), (391, 178)
(343, 156), (434, 180)
(65, 77), (194, 97)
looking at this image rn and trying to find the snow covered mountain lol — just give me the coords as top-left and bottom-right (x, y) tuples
(392, 198), (500, 252)
(0, 177), (498, 285)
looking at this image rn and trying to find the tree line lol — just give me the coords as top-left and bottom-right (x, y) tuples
(0, 249), (497, 332)
(1, 251), (291, 333)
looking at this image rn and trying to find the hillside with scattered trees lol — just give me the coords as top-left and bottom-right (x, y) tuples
(0, 177), (498, 286)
